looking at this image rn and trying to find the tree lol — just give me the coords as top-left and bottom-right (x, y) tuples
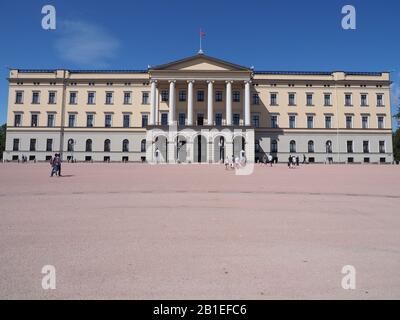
(394, 128), (400, 162)
(0, 124), (6, 160)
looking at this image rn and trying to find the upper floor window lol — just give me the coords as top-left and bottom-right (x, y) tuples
(69, 92), (77, 104)
(123, 114), (130, 128)
(289, 115), (296, 128)
(47, 113), (55, 127)
(271, 115), (278, 128)
(360, 94), (368, 106)
(215, 91), (223, 102)
(14, 113), (22, 127)
(86, 114), (94, 127)
(307, 115), (314, 129)
(324, 93), (332, 106)
(142, 114), (148, 127)
(215, 113), (222, 126)
(377, 116), (385, 129)
(68, 114), (76, 127)
(87, 92), (96, 104)
(252, 93), (260, 105)
(252, 114), (260, 128)
(31, 114), (39, 127)
(124, 92), (132, 104)
(179, 90), (187, 102)
(346, 115), (353, 129)
(178, 113), (186, 126)
(325, 115), (332, 129)
(232, 113), (240, 126)
(270, 93), (278, 106)
(288, 93), (296, 106)
(306, 93), (313, 106)
(142, 91), (150, 104)
(161, 113), (168, 126)
(345, 93), (352, 106)
(197, 90), (205, 102)
(160, 91), (168, 102)
(105, 114), (112, 128)
(32, 91), (40, 104)
(233, 91), (240, 102)
(48, 91), (57, 104)
(105, 92), (113, 104)
(361, 115), (369, 129)
(377, 94), (384, 106)
(15, 91), (24, 104)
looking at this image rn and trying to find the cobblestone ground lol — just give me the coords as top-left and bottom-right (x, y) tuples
(0, 163), (399, 299)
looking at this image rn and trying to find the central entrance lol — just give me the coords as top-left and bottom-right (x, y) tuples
(193, 135), (207, 163)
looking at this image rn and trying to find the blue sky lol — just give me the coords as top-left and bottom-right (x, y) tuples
(0, 0), (399, 127)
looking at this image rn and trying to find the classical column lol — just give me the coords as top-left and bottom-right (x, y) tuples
(226, 81), (233, 126)
(187, 80), (194, 126)
(207, 80), (214, 125)
(244, 81), (251, 126)
(150, 80), (157, 125)
(168, 80), (176, 125)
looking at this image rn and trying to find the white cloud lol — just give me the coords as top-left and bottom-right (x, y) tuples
(54, 20), (120, 67)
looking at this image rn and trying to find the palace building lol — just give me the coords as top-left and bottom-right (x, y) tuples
(3, 53), (394, 163)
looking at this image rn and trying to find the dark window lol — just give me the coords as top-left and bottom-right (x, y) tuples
(377, 94), (384, 106)
(32, 92), (40, 104)
(179, 113), (186, 126)
(289, 140), (296, 153)
(142, 92), (150, 104)
(347, 141), (353, 153)
(233, 114), (240, 126)
(161, 113), (168, 126)
(252, 114), (260, 128)
(14, 114), (22, 127)
(86, 114), (94, 127)
(346, 116), (352, 129)
(15, 91), (23, 104)
(141, 139), (146, 152)
(325, 116), (332, 129)
(270, 93), (277, 105)
(69, 92), (77, 104)
(123, 114), (130, 128)
(47, 114), (55, 127)
(88, 92), (95, 104)
(379, 141), (385, 153)
(271, 140), (278, 153)
(215, 91), (223, 102)
(253, 93), (260, 105)
(142, 114), (148, 127)
(288, 93), (295, 106)
(160, 91), (168, 102)
(31, 114), (38, 127)
(122, 139), (129, 152)
(362, 116), (369, 129)
(105, 114), (112, 128)
(215, 113), (222, 126)
(308, 140), (314, 153)
(271, 115), (278, 128)
(326, 141), (333, 153)
(67, 139), (74, 152)
(104, 139), (111, 152)
(48, 92), (56, 104)
(378, 116), (384, 129)
(233, 91), (240, 102)
(105, 92), (113, 104)
(179, 90), (186, 102)
(289, 115), (296, 128)
(30, 139), (36, 151)
(124, 92), (131, 104)
(345, 94), (352, 106)
(13, 139), (19, 151)
(324, 94), (331, 106)
(68, 114), (76, 127)
(307, 116), (314, 129)
(46, 139), (53, 152)
(306, 94), (313, 106)
(361, 94), (368, 106)
(197, 90), (204, 102)
(86, 139), (92, 152)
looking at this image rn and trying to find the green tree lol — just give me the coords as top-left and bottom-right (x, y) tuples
(0, 124), (6, 160)
(394, 128), (400, 162)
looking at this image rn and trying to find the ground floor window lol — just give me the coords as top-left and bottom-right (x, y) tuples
(141, 139), (146, 152)
(289, 140), (296, 153)
(271, 139), (278, 153)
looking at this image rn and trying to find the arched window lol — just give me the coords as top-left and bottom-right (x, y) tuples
(326, 140), (333, 153)
(308, 140), (314, 153)
(122, 139), (129, 152)
(85, 139), (92, 152)
(67, 139), (74, 152)
(289, 140), (296, 153)
(104, 139), (111, 152)
(141, 139), (146, 152)
(271, 139), (278, 153)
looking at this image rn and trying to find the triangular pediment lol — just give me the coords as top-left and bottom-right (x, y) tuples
(151, 54), (250, 72)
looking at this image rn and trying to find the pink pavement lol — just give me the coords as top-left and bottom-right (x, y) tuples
(0, 162), (399, 299)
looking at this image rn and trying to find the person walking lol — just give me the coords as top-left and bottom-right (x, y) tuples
(288, 155), (292, 168)
(296, 156), (300, 166)
(50, 154), (58, 177)
(303, 154), (307, 164)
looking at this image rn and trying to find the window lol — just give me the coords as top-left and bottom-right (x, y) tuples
(86, 114), (94, 127)
(307, 115), (314, 129)
(122, 139), (129, 152)
(68, 114), (76, 127)
(379, 141), (385, 153)
(31, 114), (39, 127)
(30, 138), (36, 151)
(271, 139), (278, 153)
(46, 139), (53, 152)
(179, 90), (186, 102)
(377, 94), (384, 106)
(324, 94), (331, 106)
(361, 94), (368, 106)
(123, 92), (132, 104)
(346, 115), (353, 129)
(48, 91), (56, 104)
(47, 114), (55, 127)
(233, 91), (240, 102)
(88, 92), (96, 104)
(32, 91), (40, 104)
(13, 139), (19, 151)
(363, 141), (369, 153)
(347, 141), (353, 153)
(289, 140), (296, 153)
(378, 116), (384, 129)
(271, 115), (278, 128)
(142, 114), (148, 127)
(160, 91), (168, 102)
(14, 114), (22, 127)
(255, 140), (260, 153)
(105, 92), (113, 104)
(288, 93), (296, 106)
(233, 114), (240, 126)
(15, 91), (23, 104)
(179, 113), (186, 126)
(67, 139), (74, 152)
(161, 113), (168, 125)
(252, 114), (260, 128)
(308, 140), (314, 153)
(104, 139), (111, 152)
(306, 93), (313, 106)
(345, 93), (352, 106)
(325, 115), (332, 129)
(252, 93), (260, 105)
(289, 115), (296, 128)
(197, 90), (204, 102)
(69, 92), (77, 104)
(362, 116), (369, 129)
(85, 139), (92, 152)
(215, 113), (222, 126)
(141, 139), (146, 152)
(270, 93), (278, 105)
(326, 140), (333, 153)
(142, 92), (150, 104)
(105, 114), (112, 128)
(123, 114), (130, 128)
(215, 91), (223, 102)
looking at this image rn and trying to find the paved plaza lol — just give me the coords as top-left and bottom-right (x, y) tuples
(0, 162), (399, 299)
